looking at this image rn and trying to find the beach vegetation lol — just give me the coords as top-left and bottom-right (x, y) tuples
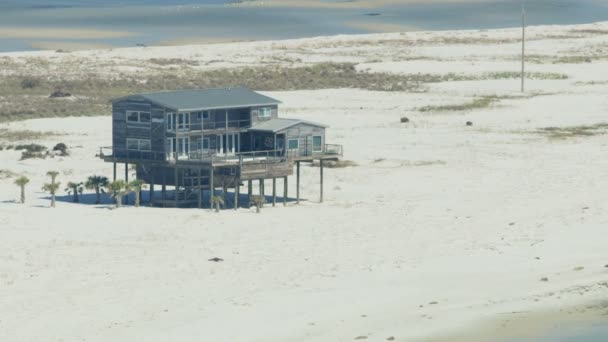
(14, 175), (29, 204)
(249, 195), (266, 213)
(106, 180), (128, 208)
(65, 181), (84, 203)
(85, 175), (109, 204)
(128, 179), (146, 207)
(211, 195), (225, 212)
(42, 171), (60, 208)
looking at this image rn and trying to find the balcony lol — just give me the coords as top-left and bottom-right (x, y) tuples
(99, 143), (343, 166)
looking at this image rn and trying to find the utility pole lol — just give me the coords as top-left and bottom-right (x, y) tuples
(521, 3), (526, 93)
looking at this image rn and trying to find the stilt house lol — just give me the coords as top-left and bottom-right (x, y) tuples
(100, 87), (342, 208)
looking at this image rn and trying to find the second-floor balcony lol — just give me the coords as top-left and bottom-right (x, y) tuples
(99, 144), (343, 166)
(169, 119), (251, 132)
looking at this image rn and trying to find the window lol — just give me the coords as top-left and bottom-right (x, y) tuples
(313, 136), (322, 152)
(126, 111), (151, 124)
(202, 137), (210, 150)
(258, 107), (272, 119)
(177, 112), (190, 131)
(127, 138), (151, 151)
(167, 113), (175, 131)
(288, 139), (299, 150)
(202, 111), (210, 119)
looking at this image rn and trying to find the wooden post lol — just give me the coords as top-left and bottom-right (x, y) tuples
(320, 160), (324, 203)
(150, 172), (155, 204)
(124, 163), (129, 205)
(248, 180), (252, 197)
(209, 167), (214, 208)
(113, 162), (117, 182)
(272, 178), (276, 207)
(197, 168), (202, 209)
(296, 161), (300, 204)
(174, 166), (178, 207)
(283, 176), (288, 206)
(259, 179), (264, 196)
(235, 182), (240, 210)
(162, 171), (166, 200)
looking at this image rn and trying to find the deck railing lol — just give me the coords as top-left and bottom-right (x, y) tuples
(169, 119), (251, 132)
(99, 143), (343, 164)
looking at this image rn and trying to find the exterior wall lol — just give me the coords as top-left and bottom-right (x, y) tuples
(250, 104), (278, 125)
(280, 123), (326, 156)
(112, 98), (166, 159)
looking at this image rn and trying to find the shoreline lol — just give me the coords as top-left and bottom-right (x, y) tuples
(433, 299), (608, 341)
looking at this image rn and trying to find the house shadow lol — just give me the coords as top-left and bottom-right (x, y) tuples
(156, 189), (300, 210)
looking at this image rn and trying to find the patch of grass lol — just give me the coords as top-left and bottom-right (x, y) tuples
(419, 96), (502, 112)
(0, 128), (61, 141)
(484, 71), (568, 80)
(0, 169), (16, 179)
(538, 123), (608, 139)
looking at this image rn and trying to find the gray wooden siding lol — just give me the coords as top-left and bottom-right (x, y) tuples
(113, 100), (166, 157)
(250, 104), (278, 125)
(280, 123), (325, 156)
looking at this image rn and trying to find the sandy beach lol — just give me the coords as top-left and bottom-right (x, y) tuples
(1, 21), (608, 341)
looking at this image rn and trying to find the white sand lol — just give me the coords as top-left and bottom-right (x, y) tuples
(1, 22), (608, 342)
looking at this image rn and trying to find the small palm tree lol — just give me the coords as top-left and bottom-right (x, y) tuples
(210, 195), (224, 212)
(106, 180), (128, 208)
(128, 179), (146, 207)
(43, 171), (60, 208)
(65, 181), (84, 203)
(42, 182), (61, 208)
(85, 175), (109, 204)
(14, 175), (29, 204)
(249, 195), (266, 213)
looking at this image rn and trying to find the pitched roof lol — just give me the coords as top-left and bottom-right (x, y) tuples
(249, 118), (328, 133)
(114, 87), (281, 111)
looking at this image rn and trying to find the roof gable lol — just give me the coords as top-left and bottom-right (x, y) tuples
(113, 87), (281, 111)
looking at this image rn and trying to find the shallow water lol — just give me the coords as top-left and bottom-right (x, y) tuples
(0, 0), (607, 52)
(503, 322), (608, 342)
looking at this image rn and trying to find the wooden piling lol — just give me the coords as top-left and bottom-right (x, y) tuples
(272, 178), (276, 207)
(197, 168), (202, 209)
(320, 160), (324, 203)
(161, 171), (166, 200)
(283, 176), (288, 206)
(235, 182), (240, 210)
(113, 162), (117, 182)
(296, 161), (300, 204)
(209, 167), (214, 208)
(174, 166), (178, 207)
(248, 180), (252, 197)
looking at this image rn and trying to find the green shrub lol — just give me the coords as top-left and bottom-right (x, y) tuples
(20, 77), (40, 89)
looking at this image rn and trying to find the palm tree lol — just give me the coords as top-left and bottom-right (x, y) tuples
(85, 175), (109, 204)
(128, 179), (146, 207)
(106, 180), (128, 208)
(249, 195), (266, 213)
(65, 181), (84, 203)
(43, 171), (60, 208)
(14, 175), (29, 204)
(210, 195), (224, 212)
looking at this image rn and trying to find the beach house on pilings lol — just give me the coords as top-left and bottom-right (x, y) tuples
(100, 87), (343, 208)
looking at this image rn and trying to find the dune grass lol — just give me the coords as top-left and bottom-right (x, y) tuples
(539, 123), (608, 139)
(418, 96), (501, 113)
(0, 128), (62, 141)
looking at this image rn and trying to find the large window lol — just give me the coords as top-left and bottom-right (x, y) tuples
(126, 111), (151, 124)
(167, 113), (175, 131)
(127, 138), (151, 151)
(313, 136), (322, 152)
(258, 107), (272, 119)
(288, 139), (299, 150)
